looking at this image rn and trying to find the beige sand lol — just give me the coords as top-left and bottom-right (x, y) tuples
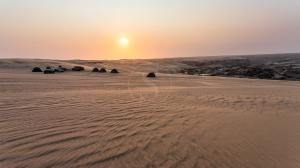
(0, 60), (300, 168)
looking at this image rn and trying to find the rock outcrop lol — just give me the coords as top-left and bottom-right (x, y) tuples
(44, 69), (55, 74)
(110, 69), (119, 73)
(92, 68), (99, 72)
(147, 72), (156, 78)
(32, 67), (42, 72)
(72, 66), (85, 71)
(99, 68), (107, 73)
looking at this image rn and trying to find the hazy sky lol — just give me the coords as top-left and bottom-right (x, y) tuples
(0, 0), (299, 59)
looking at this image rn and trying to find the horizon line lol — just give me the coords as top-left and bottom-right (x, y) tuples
(0, 52), (299, 61)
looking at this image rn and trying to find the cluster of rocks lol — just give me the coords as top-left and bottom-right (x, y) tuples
(180, 58), (300, 81)
(32, 66), (159, 78)
(32, 65), (69, 74)
(33, 65), (123, 75)
(92, 68), (119, 73)
(92, 68), (108, 73)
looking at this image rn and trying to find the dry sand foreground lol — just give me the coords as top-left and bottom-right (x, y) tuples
(0, 69), (300, 168)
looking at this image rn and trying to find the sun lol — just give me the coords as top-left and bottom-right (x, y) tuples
(119, 37), (129, 46)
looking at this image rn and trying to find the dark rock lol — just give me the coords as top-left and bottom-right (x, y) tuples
(256, 68), (275, 79)
(110, 69), (119, 73)
(44, 69), (55, 74)
(99, 68), (107, 73)
(179, 70), (186, 74)
(178, 55), (300, 81)
(92, 68), (99, 72)
(283, 71), (300, 79)
(273, 74), (286, 80)
(72, 66), (85, 71)
(32, 67), (42, 72)
(54, 67), (65, 73)
(58, 66), (68, 71)
(147, 72), (156, 78)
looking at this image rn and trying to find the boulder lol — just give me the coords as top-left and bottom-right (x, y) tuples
(32, 67), (42, 72)
(92, 68), (99, 72)
(72, 66), (85, 71)
(110, 69), (119, 73)
(54, 67), (65, 73)
(44, 69), (55, 74)
(99, 68), (107, 73)
(58, 66), (68, 71)
(147, 72), (156, 78)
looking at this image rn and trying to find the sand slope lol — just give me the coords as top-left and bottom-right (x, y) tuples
(0, 58), (186, 73)
(0, 68), (300, 168)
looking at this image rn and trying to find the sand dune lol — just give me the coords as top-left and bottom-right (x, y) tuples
(0, 58), (187, 74)
(1, 57), (300, 168)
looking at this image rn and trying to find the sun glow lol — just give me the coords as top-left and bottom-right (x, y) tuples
(119, 37), (129, 46)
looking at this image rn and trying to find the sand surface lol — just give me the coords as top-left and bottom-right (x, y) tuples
(1, 67), (300, 168)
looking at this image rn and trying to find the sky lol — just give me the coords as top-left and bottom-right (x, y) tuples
(0, 0), (299, 60)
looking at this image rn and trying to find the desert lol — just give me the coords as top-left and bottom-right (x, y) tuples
(1, 54), (300, 168)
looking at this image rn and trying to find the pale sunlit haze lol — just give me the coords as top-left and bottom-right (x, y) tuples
(0, 0), (299, 59)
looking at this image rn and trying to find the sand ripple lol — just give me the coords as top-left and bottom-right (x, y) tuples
(1, 72), (300, 168)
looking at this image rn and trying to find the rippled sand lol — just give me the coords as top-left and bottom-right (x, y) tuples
(1, 70), (300, 168)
